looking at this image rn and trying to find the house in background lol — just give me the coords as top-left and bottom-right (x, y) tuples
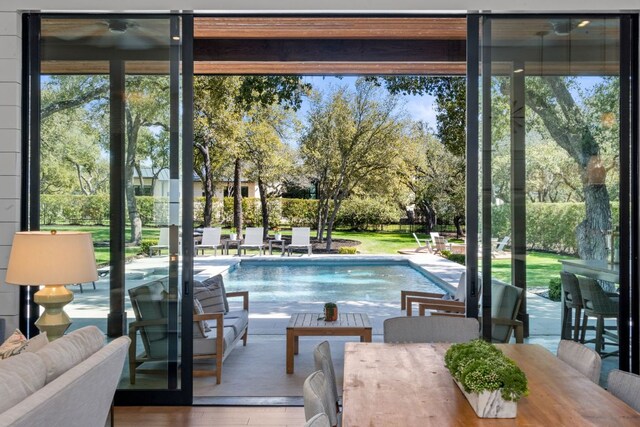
(133, 167), (259, 199)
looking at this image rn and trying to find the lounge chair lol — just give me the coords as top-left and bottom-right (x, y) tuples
(195, 227), (223, 256)
(149, 227), (169, 256)
(401, 272), (467, 315)
(433, 236), (451, 253)
(238, 227), (266, 256)
(491, 236), (510, 257)
(411, 233), (432, 253)
(404, 277), (525, 343)
(286, 227), (313, 256)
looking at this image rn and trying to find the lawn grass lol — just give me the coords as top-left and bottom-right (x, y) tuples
(331, 229), (419, 254)
(491, 251), (574, 288)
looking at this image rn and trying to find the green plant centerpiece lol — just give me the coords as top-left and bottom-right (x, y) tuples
(324, 302), (338, 321)
(444, 339), (528, 418)
(229, 227), (238, 240)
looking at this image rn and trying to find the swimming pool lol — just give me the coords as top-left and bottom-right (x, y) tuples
(223, 259), (445, 302)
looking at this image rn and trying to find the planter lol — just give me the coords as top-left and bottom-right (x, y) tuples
(454, 379), (517, 419)
(229, 233), (237, 240)
(324, 305), (338, 322)
(274, 233), (282, 240)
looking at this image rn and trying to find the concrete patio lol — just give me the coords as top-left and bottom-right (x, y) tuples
(64, 252), (617, 401)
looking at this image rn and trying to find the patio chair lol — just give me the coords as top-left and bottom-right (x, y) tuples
(149, 227), (169, 256)
(314, 341), (340, 414)
(607, 370), (640, 412)
(383, 316), (479, 343)
(429, 232), (440, 246)
(304, 370), (338, 427)
(560, 272), (586, 341)
(578, 277), (619, 357)
(557, 340), (602, 384)
(401, 272), (466, 316)
(286, 227), (313, 256)
(237, 227), (266, 256)
(491, 236), (510, 257)
(128, 276), (249, 385)
(195, 227), (223, 256)
(411, 233), (432, 253)
(433, 236), (451, 253)
(409, 278), (525, 343)
(305, 413), (331, 427)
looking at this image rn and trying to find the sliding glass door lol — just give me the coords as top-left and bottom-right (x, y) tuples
(468, 14), (638, 374)
(26, 14), (194, 404)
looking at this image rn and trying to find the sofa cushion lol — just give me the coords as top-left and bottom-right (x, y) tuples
(224, 310), (249, 336)
(193, 298), (210, 339)
(0, 352), (47, 413)
(22, 332), (49, 354)
(36, 326), (104, 383)
(193, 326), (235, 356)
(0, 329), (27, 359)
(194, 278), (228, 314)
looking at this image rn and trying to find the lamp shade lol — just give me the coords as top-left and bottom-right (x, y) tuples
(6, 231), (98, 285)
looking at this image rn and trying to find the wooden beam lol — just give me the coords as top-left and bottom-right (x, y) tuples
(194, 61), (466, 75)
(193, 39), (466, 63)
(194, 17), (467, 40)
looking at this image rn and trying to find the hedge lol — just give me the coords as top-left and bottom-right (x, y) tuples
(335, 197), (402, 230)
(492, 202), (619, 255)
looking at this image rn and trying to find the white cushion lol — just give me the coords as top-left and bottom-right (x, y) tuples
(22, 333), (49, 354)
(36, 326), (104, 384)
(0, 352), (47, 413)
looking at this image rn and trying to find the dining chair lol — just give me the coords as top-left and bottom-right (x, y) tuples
(556, 340), (602, 384)
(578, 277), (619, 356)
(314, 341), (340, 414)
(303, 370), (337, 427)
(607, 369), (640, 412)
(305, 413), (331, 427)
(383, 316), (479, 343)
(560, 272), (585, 341)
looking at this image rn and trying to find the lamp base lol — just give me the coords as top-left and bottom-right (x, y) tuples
(34, 285), (74, 341)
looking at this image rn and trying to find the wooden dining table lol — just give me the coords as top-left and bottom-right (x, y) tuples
(342, 342), (640, 426)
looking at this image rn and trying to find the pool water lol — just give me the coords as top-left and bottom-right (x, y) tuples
(223, 261), (444, 302)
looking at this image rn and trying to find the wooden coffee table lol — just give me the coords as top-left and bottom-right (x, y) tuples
(286, 312), (372, 374)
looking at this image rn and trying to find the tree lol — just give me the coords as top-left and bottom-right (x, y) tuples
(193, 76), (310, 232)
(301, 79), (407, 250)
(522, 76), (614, 260)
(241, 104), (298, 238)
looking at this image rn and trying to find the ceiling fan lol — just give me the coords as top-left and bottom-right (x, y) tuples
(53, 19), (170, 49)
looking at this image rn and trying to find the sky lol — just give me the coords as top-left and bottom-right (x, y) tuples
(300, 75), (438, 128)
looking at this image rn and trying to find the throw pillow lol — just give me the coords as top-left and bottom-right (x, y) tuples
(193, 298), (210, 338)
(0, 329), (27, 359)
(194, 277), (227, 313)
(22, 332), (49, 353)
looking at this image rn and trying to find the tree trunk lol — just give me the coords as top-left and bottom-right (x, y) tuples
(258, 177), (269, 239)
(194, 142), (214, 227)
(454, 215), (465, 238)
(325, 198), (344, 251)
(576, 183), (611, 260)
(125, 112), (142, 245)
(233, 157), (243, 236)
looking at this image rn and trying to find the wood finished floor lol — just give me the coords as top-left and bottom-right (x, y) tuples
(114, 406), (306, 427)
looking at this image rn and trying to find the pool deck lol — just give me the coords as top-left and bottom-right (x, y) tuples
(66, 251), (616, 398)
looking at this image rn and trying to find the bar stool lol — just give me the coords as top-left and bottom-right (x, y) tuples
(560, 272), (584, 341)
(578, 277), (619, 357)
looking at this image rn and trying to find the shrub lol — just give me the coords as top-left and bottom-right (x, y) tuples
(281, 198), (318, 227)
(548, 277), (562, 302)
(335, 197), (402, 230)
(446, 254), (466, 265)
(139, 239), (157, 256)
(338, 247), (358, 254)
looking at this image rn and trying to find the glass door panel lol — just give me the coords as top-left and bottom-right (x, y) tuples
(38, 15), (187, 399)
(477, 15), (634, 375)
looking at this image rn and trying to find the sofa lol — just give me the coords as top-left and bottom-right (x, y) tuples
(0, 326), (130, 427)
(128, 274), (248, 384)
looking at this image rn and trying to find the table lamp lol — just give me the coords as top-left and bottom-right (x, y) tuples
(6, 231), (98, 341)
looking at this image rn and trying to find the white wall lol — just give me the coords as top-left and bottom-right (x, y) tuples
(0, 1), (638, 337)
